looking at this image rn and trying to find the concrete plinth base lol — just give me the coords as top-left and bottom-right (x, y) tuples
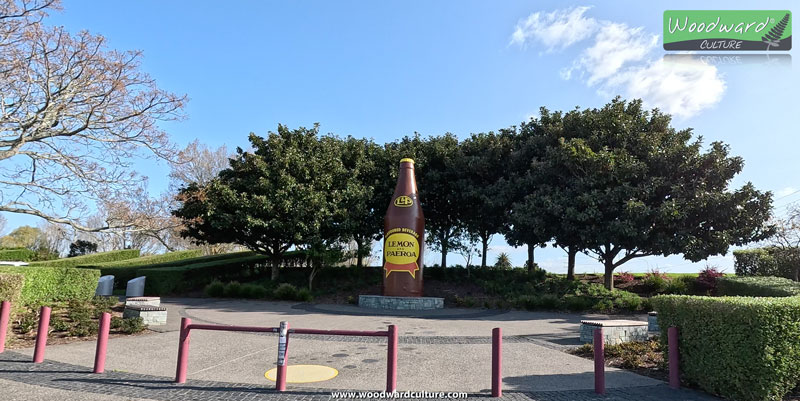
(358, 295), (444, 310)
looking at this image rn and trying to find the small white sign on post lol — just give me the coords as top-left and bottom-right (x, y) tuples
(126, 276), (146, 297)
(95, 275), (115, 296)
(277, 321), (288, 366)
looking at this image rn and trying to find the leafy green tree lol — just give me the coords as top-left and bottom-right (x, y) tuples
(338, 137), (389, 268)
(68, 240), (98, 257)
(418, 134), (466, 269)
(173, 124), (345, 280)
(0, 225), (42, 249)
(494, 252), (512, 269)
(457, 132), (515, 268)
(538, 98), (773, 289)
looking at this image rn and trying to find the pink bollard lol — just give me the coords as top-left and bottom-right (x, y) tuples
(0, 301), (10, 353)
(32, 306), (51, 363)
(593, 328), (605, 394)
(669, 326), (680, 389)
(93, 312), (111, 373)
(175, 317), (191, 383)
(492, 327), (502, 397)
(387, 325), (398, 393)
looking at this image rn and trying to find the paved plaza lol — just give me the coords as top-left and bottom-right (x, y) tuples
(0, 299), (719, 400)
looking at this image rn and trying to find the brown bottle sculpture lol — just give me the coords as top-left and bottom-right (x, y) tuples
(383, 158), (425, 297)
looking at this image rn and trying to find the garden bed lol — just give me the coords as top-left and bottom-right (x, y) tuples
(3, 296), (151, 350)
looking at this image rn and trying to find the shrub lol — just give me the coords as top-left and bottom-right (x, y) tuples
(652, 295), (800, 401)
(110, 316), (125, 330)
(0, 248), (36, 262)
(90, 296), (118, 313)
(273, 283), (298, 301)
(240, 283), (267, 299)
(664, 277), (688, 295)
(641, 269), (669, 293)
(118, 317), (146, 334)
(0, 266), (100, 305)
(695, 266), (724, 292)
(565, 295), (592, 311)
(717, 276), (800, 297)
(17, 309), (37, 333)
(223, 281), (242, 297)
(49, 316), (70, 332)
(614, 272), (634, 284)
(733, 247), (798, 279)
(29, 249), (140, 268)
(204, 280), (225, 297)
(539, 293), (560, 309)
(297, 288), (313, 302)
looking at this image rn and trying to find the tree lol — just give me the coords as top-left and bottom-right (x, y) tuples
(768, 205), (800, 280)
(457, 132), (514, 268)
(338, 137), (388, 268)
(494, 252), (512, 269)
(418, 134), (465, 269)
(0, 225), (41, 248)
(0, 0), (185, 232)
(173, 125), (345, 280)
(0, 214), (5, 235)
(68, 240), (98, 257)
(539, 98), (773, 290)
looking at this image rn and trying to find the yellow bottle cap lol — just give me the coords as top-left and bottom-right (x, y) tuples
(400, 158), (414, 164)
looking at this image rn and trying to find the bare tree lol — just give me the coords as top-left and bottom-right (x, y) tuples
(770, 205), (800, 280)
(0, 213), (6, 235)
(169, 140), (230, 191)
(0, 0), (186, 232)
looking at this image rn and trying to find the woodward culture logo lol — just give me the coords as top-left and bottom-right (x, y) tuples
(664, 10), (792, 51)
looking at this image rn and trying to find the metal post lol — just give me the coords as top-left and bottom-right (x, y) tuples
(668, 326), (680, 389)
(593, 328), (605, 394)
(276, 321), (289, 391)
(93, 312), (111, 373)
(387, 325), (398, 393)
(175, 317), (191, 383)
(0, 301), (10, 353)
(32, 306), (51, 363)
(492, 327), (502, 397)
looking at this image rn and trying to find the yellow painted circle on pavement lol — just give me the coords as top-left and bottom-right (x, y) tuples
(265, 365), (339, 383)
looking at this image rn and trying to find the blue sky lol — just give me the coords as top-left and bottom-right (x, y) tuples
(4, 1), (798, 273)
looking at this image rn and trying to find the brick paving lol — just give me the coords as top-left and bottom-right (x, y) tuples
(0, 351), (719, 401)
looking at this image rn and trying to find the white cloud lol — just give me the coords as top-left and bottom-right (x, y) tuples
(514, 7), (726, 118)
(510, 6), (598, 51)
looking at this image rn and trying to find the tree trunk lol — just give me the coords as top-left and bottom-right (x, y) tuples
(603, 257), (615, 291)
(355, 237), (363, 269)
(440, 237), (448, 269)
(481, 234), (489, 269)
(271, 255), (280, 281)
(567, 247), (577, 281)
(309, 262), (318, 291)
(527, 244), (535, 272)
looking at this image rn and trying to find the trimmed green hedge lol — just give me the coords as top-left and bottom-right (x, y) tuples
(135, 251), (257, 269)
(0, 266), (100, 305)
(652, 295), (800, 401)
(717, 276), (800, 297)
(30, 249), (140, 268)
(0, 272), (24, 306)
(0, 248), (36, 262)
(138, 254), (269, 295)
(76, 249), (203, 287)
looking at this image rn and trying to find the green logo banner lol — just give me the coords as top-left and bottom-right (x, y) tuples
(663, 10), (792, 51)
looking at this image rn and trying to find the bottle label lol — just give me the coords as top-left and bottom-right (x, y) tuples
(393, 195), (413, 207)
(383, 228), (420, 278)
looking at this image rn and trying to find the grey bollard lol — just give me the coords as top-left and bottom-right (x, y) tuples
(126, 276), (146, 297)
(95, 275), (115, 296)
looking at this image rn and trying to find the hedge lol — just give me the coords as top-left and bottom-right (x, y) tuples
(733, 247), (798, 279)
(134, 251), (257, 269)
(717, 276), (800, 297)
(76, 249), (203, 288)
(0, 248), (36, 262)
(138, 254), (269, 295)
(652, 295), (800, 401)
(29, 249), (140, 268)
(0, 266), (100, 305)
(0, 273), (24, 309)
